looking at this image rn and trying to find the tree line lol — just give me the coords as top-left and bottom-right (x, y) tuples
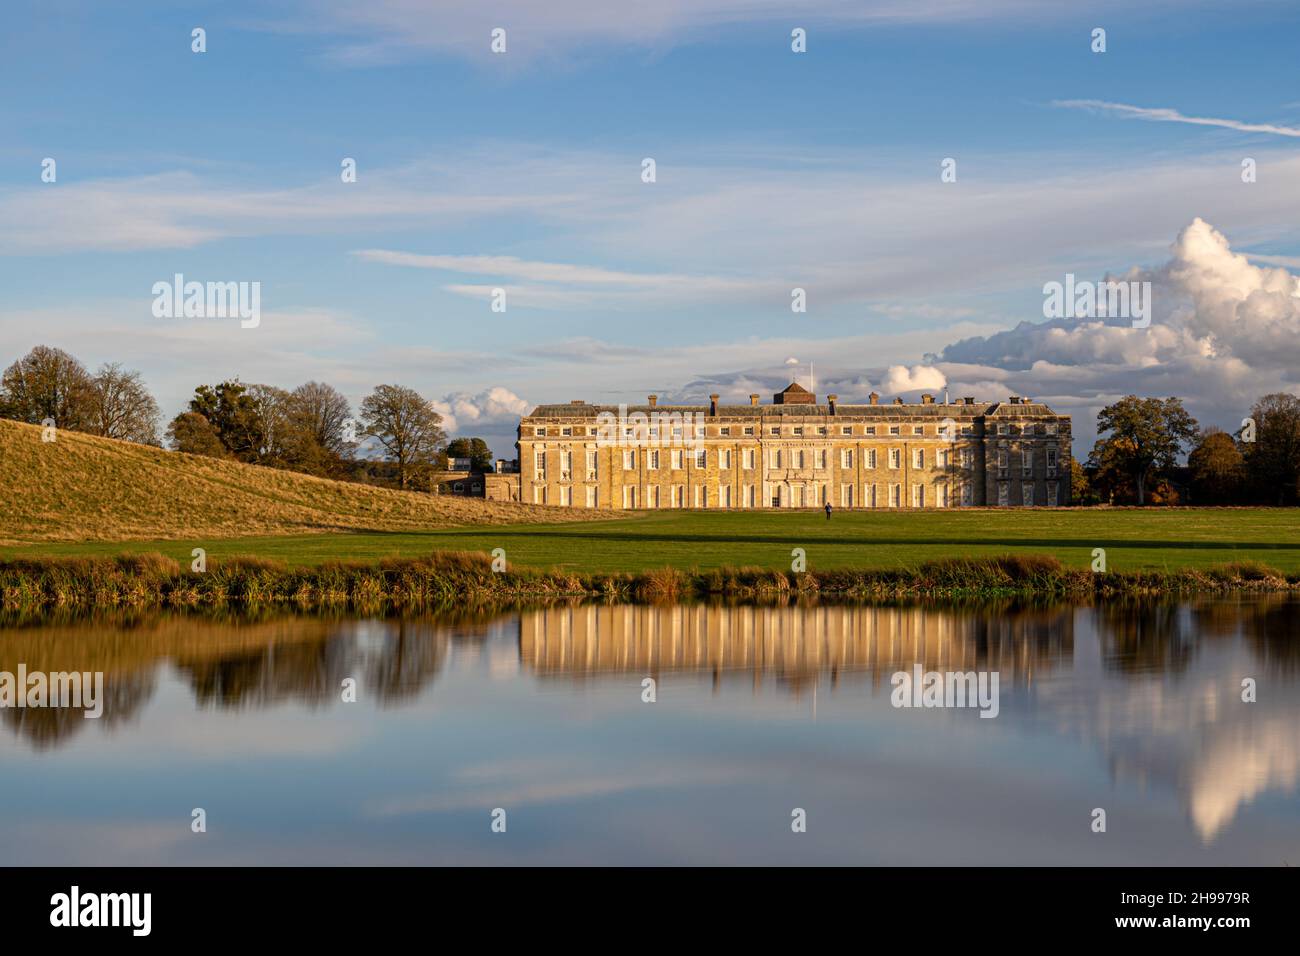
(10, 345), (1300, 505)
(1074, 393), (1300, 506)
(0, 345), (493, 490)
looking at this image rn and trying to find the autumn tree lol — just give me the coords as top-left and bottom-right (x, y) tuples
(1087, 436), (1137, 504)
(1187, 429), (1245, 504)
(0, 345), (92, 430)
(359, 384), (446, 490)
(1070, 459), (1096, 505)
(1091, 396), (1199, 506)
(166, 412), (230, 458)
(83, 363), (161, 445)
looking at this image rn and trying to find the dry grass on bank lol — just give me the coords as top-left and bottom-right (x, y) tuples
(2, 550), (1296, 614)
(0, 418), (607, 544)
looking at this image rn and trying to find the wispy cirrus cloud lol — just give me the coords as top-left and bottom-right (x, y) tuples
(351, 249), (781, 308)
(1053, 99), (1300, 139)
(272, 0), (1160, 64)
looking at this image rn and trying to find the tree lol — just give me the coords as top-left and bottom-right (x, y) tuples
(1091, 396), (1199, 505)
(1241, 393), (1300, 505)
(166, 412), (230, 458)
(1070, 459), (1095, 505)
(359, 385), (446, 490)
(0, 345), (92, 430)
(244, 383), (292, 466)
(1087, 437), (1138, 504)
(283, 381), (355, 478)
(184, 380), (270, 463)
(1188, 430), (1245, 504)
(84, 363), (161, 445)
(446, 437), (493, 472)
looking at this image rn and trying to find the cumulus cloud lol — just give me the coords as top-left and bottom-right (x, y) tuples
(881, 364), (947, 394)
(431, 386), (531, 435)
(937, 218), (1300, 447)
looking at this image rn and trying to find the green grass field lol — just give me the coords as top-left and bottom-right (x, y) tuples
(4, 508), (1300, 574)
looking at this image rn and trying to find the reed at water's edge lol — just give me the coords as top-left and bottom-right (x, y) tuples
(1, 551), (1297, 613)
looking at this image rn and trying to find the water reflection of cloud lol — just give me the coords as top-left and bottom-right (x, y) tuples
(366, 757), (746, 817)
(1032, 609), (1300, 843)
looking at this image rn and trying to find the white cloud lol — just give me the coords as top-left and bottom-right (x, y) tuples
(882, 364), (947, 394)
(355, 249), (778, 309)
(11, 146), (1300, 322)
(272, 0), (1205, 64)
(1054, 100), (1300, 139)
(431, 387), (531, 436)
(937, 218), (1300, 446)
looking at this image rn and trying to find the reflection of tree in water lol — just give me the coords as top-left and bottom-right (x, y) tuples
(1243, 599), (1300, 673)
(0, 614), (495, 750)
(1094, 602), (1197, 674)
(177, 634), (357, 709)
(1096, 597), (1300, 675)
(364, 620), (461, 704)
(175, 621), (455, 708)
(0, 670), (155, 750)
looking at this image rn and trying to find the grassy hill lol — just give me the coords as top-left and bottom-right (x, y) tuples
(0, 418), (604, 544)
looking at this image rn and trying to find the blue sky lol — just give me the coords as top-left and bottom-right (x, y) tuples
(5, 0), (1300, 456)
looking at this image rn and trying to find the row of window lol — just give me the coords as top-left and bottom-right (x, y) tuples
(533, 481), (1062, 508)
(534, 447), (1059, 475)
(533, 422), (1061, 438)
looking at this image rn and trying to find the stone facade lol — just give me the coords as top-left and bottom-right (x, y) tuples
(517, 386), (1072, 510)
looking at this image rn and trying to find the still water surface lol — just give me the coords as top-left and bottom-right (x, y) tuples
(2, 599), (1297, 865)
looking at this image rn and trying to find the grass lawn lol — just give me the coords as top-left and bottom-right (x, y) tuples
(4, 508), (1300, 574)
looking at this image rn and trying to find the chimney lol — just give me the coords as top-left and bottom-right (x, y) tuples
(648, 394), (658, 407)
(869, 392), (879, 405)
(827, 394), (837, 415)
(1009, 395), (1021, 405)
(709, 393), (719, 416)
(963, 396), (975, 405)
(749, 394), (760, 406)
(921, 393), (934, 405)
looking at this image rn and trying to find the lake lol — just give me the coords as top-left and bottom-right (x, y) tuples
(1, 598), (1297, 865)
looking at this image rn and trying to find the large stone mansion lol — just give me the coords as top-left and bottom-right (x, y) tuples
(514, 385), (1072, 509)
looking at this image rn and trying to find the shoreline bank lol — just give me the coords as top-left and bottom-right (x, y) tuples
(1, 552), (1296, 614)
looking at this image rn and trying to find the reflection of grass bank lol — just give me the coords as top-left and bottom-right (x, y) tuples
(2, 551), (1297, 613)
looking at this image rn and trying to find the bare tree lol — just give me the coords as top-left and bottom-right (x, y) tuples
(359, 384), (446, 490)
(0, 345), (92, 430)
(284, 381), (355, 476)
(84, 363), (161, 445)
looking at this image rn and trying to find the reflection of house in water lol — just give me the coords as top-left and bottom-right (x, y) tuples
(518, 604), (1072, 693)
